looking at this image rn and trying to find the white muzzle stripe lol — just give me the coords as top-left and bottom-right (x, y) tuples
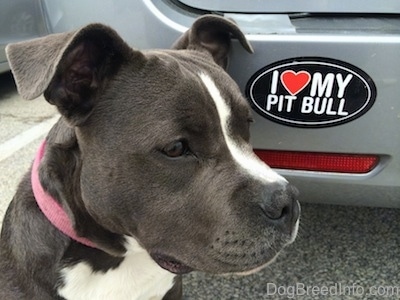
(199, 73), (287, 184)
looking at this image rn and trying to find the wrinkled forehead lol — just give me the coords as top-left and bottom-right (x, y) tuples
(90, 49), (253, 150)
(143, 50), (286, 185)
(142, 49), (252, 117)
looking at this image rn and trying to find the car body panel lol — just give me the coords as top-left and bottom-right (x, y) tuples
(0, 0), (48, 73)
(178, 0), (400, 14)
(4, 0), (400, 207)
(227, 18), (400, 207)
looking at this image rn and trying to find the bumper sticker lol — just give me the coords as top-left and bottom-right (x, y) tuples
(246, 57), (377, 128)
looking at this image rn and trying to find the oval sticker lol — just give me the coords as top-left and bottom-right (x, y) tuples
(246, 57), (377, 128)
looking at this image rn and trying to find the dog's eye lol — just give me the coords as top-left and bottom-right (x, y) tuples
(163, 140), (189, 158)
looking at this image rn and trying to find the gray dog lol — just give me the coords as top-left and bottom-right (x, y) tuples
(0, 15), (300, 300)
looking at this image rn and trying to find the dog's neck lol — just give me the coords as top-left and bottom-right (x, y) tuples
(31, 140), (97, 248)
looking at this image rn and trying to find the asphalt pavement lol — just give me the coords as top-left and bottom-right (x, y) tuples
(0, 71), (399, 299)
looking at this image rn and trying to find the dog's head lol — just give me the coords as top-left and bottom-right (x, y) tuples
(6, 15), (299, 275)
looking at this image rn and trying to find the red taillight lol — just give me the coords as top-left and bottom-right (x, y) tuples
(255, 150), (379, 174)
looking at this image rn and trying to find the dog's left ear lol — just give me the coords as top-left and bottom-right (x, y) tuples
(172, 15), (253, 69)
(6, 24), (141, 125)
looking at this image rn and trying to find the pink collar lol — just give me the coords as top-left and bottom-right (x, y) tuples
(31, 141), (96, 248)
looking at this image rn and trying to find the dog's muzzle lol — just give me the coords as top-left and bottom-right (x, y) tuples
(260, 184), (300, 235)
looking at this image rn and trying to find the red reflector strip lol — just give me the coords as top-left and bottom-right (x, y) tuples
(255, 150), (379, 174)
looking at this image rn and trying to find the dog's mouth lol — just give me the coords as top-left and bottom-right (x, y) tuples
(151, 253), (194, 274)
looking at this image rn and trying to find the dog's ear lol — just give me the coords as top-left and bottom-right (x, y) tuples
(6, 24), (142, 125)
(172, 15), (253, 69)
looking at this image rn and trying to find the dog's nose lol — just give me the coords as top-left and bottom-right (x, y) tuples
(261, 185), (299, 230)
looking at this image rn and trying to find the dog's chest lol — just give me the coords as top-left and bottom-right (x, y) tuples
(57, 237), (175, 300)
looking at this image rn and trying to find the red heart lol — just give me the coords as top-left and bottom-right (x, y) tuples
(280, 70), (311, 96)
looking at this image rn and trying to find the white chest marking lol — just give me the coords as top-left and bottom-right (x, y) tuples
(58, 236), (175, 300)
(199, 73), (287, 185)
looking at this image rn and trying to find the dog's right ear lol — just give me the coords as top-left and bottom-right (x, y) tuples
(6, 24), (144, 125)
(172, 15), (253, 69)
